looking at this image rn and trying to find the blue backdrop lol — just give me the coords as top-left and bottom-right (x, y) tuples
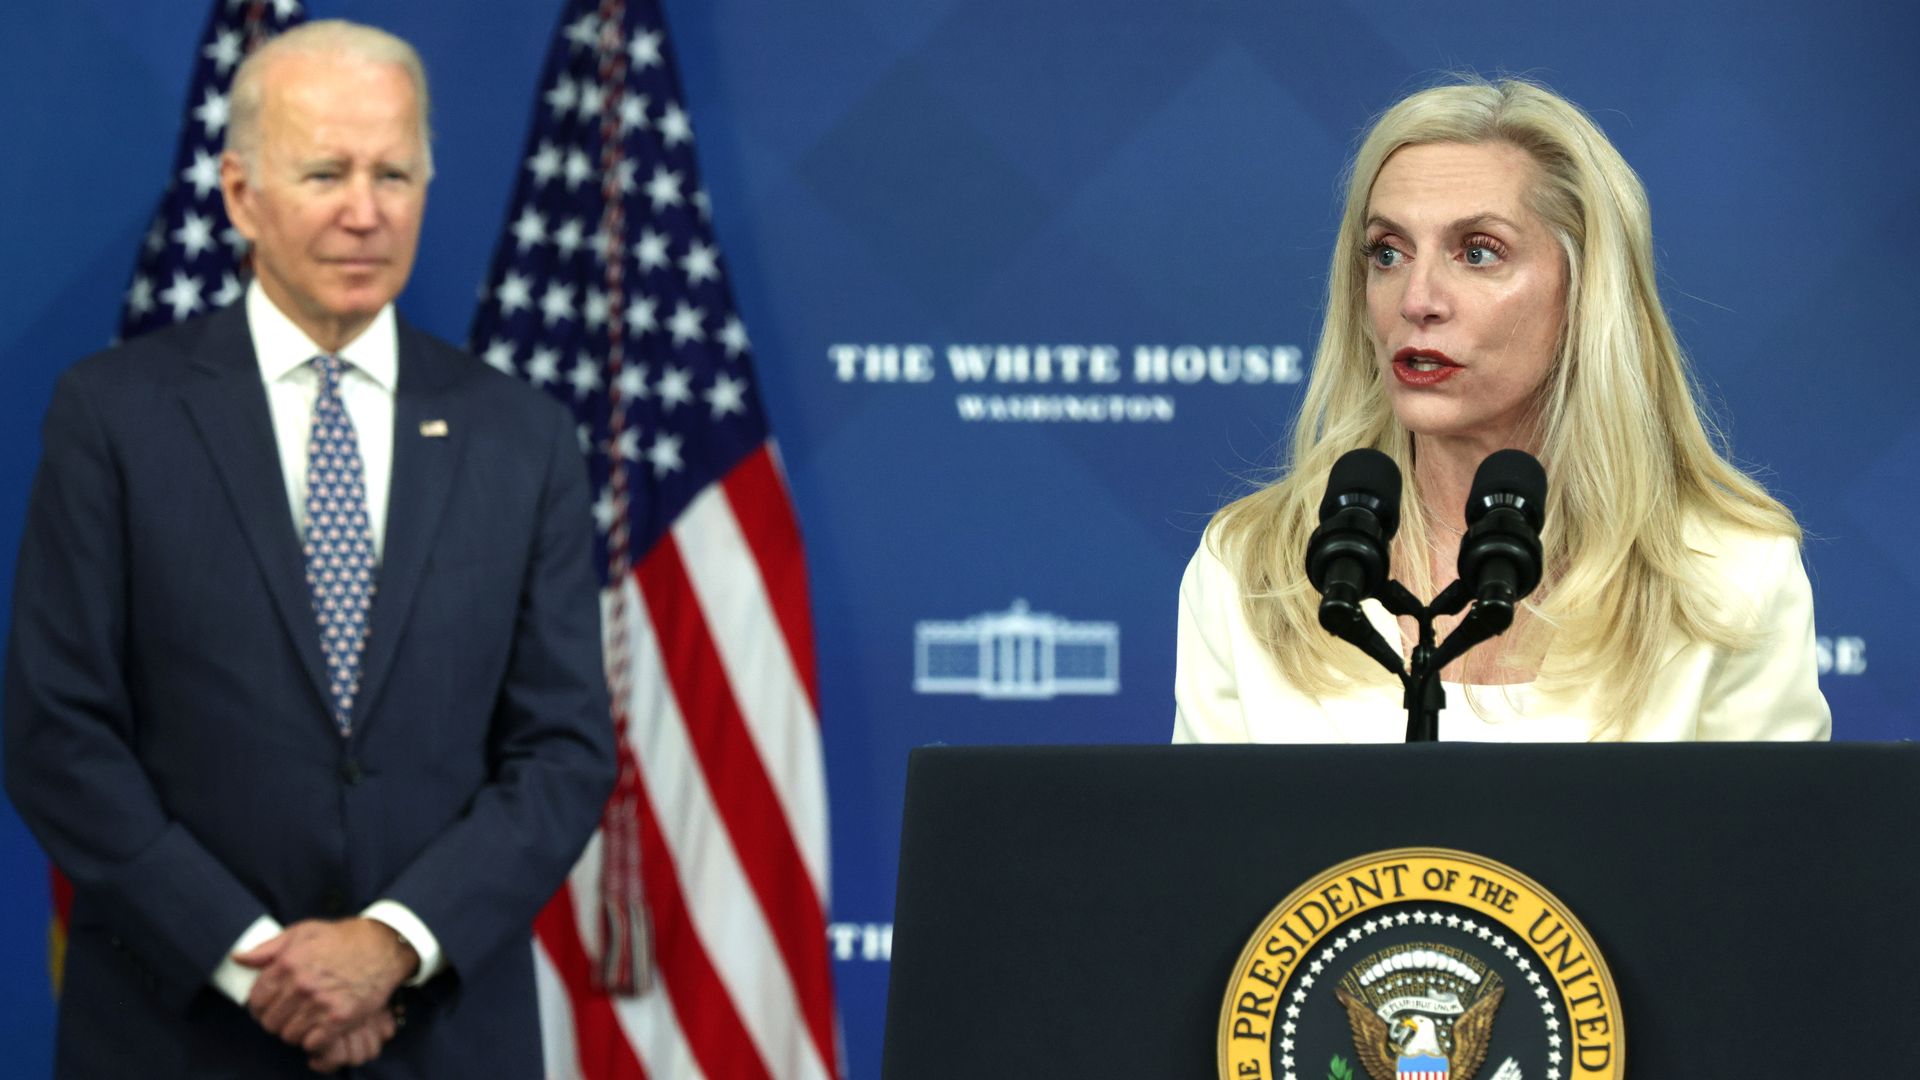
(3, 2), (1916, 1076)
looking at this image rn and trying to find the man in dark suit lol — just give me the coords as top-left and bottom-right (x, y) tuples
(4, 19), (615, 1076)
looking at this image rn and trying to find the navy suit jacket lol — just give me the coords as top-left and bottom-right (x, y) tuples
(5, 304), (616, 1077)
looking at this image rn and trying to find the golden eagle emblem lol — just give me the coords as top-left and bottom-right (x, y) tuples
(1334, 944), (1504, 1080)
(1216, 850), (1623, 1080)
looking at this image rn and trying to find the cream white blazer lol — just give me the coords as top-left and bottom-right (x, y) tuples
(1173, 520), (1832, 744)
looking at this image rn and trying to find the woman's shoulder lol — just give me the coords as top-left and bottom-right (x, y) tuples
(1182, 518), (1243, 603)
(1678, 508), (1806, 608)
(1198, 481), (1298, 565)
(1681, 508), (1799, 565)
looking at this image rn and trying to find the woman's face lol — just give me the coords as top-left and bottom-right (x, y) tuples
(1363, 141), (1568, 451)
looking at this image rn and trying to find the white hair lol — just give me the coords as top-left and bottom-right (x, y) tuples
(224, 19), (434, 179)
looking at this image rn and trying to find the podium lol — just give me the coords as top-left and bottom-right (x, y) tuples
(881, 743), (1920, 1076)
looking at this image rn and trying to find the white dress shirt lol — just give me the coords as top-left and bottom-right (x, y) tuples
(1173, 514), (1832, 744)
(210, 283), (444, 1006)
(249, 281), (397, 559)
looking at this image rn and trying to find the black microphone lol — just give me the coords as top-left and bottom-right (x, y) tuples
(1456, 449), (1546, 613)
(1306, 449), (1401, 648)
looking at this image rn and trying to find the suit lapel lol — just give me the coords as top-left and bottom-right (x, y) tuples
(353, 321), (464, 735)
(178, 306), (333, 715)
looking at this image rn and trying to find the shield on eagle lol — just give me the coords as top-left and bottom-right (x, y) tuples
(1396, 1053), (1449, 1080)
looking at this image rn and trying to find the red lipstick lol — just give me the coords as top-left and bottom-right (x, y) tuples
(1391, 348), (1461, 387)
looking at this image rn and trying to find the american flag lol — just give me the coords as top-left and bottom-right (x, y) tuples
(468, 3), (839, 1079)
(118, 0), (304, 341)
(53, 0), (307, 992)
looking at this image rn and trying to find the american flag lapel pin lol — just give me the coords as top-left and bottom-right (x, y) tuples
(419, 419), (449, 437)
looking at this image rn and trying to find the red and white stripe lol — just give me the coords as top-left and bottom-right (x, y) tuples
(534, 443), (839, 1080)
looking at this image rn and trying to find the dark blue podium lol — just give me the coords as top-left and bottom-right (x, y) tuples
(882, 743), (1920, 1077)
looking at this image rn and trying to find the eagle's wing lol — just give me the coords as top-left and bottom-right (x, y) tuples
(1450, 984), (1506, 1080)
(1333, 987), (1398, 1080)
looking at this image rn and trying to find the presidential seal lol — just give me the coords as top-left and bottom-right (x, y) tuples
(1218, 849), (1621, 1080)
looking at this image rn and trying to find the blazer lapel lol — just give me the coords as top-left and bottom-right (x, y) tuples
(352, 322), (463, 735)
(178, 306), (333, 716)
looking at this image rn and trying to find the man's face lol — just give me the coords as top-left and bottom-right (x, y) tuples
(221, 51), (427, 351)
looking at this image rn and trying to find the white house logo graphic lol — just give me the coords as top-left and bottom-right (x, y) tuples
(913, 600), (1119, 699)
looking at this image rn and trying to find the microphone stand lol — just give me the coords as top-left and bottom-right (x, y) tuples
(1338, 579), (1521, 743)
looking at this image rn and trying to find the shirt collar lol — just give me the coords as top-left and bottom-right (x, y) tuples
(246, 280), (399, 392)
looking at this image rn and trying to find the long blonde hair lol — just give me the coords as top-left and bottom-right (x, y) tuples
(1209, 76), (1797, 735)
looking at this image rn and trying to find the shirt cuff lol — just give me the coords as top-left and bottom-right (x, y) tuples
(212, 914), (284, 1006)
(362, 900), (444, 986)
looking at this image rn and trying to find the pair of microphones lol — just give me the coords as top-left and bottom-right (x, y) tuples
(1303, 448), (1547, 740)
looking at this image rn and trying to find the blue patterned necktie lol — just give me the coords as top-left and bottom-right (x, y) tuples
(303, 354), (377, 736)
